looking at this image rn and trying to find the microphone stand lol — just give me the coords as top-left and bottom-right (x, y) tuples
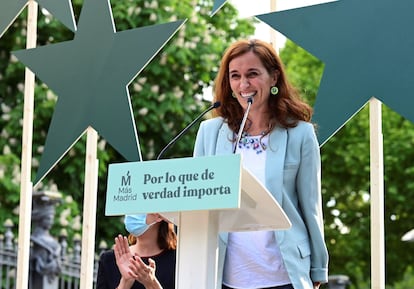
(157, 101), (221, 160)
(233, 97), (253, 154)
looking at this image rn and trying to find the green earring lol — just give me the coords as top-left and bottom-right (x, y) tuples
(270, 86), (279, 95)
(232, 92), (237, 98)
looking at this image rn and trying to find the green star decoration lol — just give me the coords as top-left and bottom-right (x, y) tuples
(211, 0), (228, 16)
(257, 0), (414, 145)
(13, 0), (185, 185)
(0, 0), (76, 38)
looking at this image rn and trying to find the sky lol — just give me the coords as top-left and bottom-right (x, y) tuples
(229, 0), (335, 51)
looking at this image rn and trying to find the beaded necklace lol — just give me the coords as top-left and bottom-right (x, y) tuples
(237, 131), (267, 154)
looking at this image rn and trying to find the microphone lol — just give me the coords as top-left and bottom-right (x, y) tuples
(233, 97), (253, 153)
(157, 101), (221, 160)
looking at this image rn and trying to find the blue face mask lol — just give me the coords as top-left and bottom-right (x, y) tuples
(124, 214), (155, 237)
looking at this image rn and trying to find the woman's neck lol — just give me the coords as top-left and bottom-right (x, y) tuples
(130, 228), (162, 257)
(245, 111), (270, 136)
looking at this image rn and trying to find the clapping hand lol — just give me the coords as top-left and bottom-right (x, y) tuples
(128, 255), (162, 289)
(114, 234), (163, 289)
(114, 235), (134, 279)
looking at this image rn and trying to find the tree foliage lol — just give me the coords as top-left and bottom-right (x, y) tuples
(0, 0), (255, 246)
(280, 39), (414, 288)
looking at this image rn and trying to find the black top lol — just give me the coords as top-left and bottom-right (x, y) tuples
(96, 249), (176, 289)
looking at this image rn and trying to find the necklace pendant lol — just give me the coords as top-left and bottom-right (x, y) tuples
(238, 132), (267, 153)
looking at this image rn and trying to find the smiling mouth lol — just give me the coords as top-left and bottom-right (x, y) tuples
(240, 91), (257, 98)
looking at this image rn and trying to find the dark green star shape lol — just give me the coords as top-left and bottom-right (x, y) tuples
(13, 0), (185, 185)
(0, 0), (76, 38)
(211, 0), (228, 16)
(257, 0), (414, 145)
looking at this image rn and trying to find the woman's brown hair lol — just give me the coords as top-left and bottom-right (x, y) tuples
(213, 39), (313, 134)
(128, 221), (177, 250)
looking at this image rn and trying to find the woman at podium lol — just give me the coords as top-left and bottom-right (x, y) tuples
(194, 39), (329, 289)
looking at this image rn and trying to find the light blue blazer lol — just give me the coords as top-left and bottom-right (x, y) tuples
(193, 117), (329, 289)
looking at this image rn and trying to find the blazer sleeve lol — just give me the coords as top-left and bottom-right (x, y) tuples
(296, 124), (329, 283)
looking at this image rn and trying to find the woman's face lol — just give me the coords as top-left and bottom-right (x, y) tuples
(146, 213), (163, 224)
(228, 51), (278, 112)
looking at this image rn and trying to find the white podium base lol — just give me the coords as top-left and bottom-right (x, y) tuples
(176, 210), (219, 289)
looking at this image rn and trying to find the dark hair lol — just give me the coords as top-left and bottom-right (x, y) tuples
(128, 221), (177, 250)
(213, 39), (313, 133)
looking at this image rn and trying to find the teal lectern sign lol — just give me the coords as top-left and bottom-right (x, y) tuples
(105, 154), (242, 215)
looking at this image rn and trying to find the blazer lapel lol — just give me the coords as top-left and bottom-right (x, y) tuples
(214, 123), (288, 204)
(265, 127), (287, 204)
(215, 122), (234, 155)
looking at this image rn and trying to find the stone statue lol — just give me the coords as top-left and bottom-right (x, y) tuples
(29, 191), (62, 289)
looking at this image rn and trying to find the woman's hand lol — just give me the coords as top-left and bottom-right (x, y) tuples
(313, 282), (321, 289)
(114, 234), (135, 288)
(128, 255), (163, 289)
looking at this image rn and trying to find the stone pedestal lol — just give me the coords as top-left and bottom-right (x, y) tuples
(30, 273), (58, 289)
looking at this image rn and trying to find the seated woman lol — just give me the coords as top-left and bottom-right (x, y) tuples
(96, 213), (177, 289)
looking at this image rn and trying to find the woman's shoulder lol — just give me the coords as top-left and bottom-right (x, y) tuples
(99, 249), (116, 263)
(200, 116), (225, 127)
(285, 121), (318, 144)
(287, 120), (316, 134)
(198, 117), (226, 134)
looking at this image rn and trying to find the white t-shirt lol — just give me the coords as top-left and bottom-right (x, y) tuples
(223, 134), (290, 289)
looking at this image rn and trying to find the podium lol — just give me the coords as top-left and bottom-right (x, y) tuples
(105, 154), (291, 289)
